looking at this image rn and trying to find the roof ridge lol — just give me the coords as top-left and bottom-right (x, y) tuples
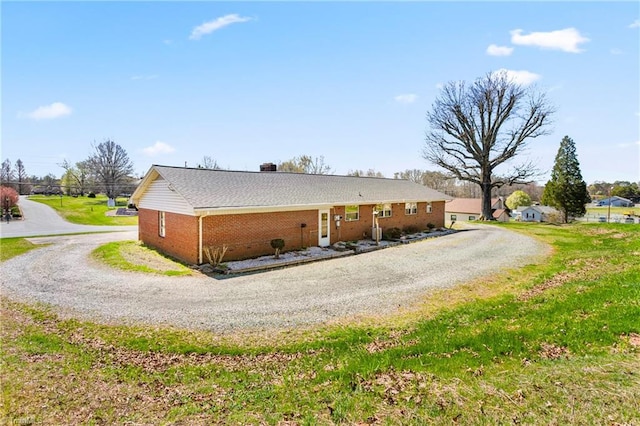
(153, 164), (407, 181)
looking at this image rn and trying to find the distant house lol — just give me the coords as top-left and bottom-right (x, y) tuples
(445, 198), (510, 223)
(130, 165), (452, 264)
(597, 196), (634, 208)
(517, 205), (560, 222)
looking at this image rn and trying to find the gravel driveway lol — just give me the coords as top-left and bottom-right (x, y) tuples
(1, 226), (547, 332)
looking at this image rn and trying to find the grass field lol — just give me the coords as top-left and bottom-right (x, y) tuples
(586, 205), (637, 216)
(1, 222), (639, 424)
(28, 194), (138, 226)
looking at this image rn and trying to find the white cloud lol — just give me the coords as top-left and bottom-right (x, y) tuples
(142, 141), (176, 156)
(493, 68), (541, 86)
(510, 28), (589, 53)
(24, 102), (72, 120)
(394, 94), (418, 104)
(189, 14), (252, 40)
(629, 19), (640, 28)
(610, 48), (623, 55)
(486, 44), (514, 56)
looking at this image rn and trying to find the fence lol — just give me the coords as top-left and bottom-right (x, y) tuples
(579, 213), (638, 224)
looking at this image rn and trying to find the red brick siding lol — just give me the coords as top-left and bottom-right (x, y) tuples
(202, 210), (319, 261)
(138, 208), (199, 264)
(333, 202), (445, 241)
(139, 201), (446, 264)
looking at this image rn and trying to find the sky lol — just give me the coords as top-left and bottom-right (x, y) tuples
(2, 1), (639, 185)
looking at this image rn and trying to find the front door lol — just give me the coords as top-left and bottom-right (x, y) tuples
(318, 209), (330, 247)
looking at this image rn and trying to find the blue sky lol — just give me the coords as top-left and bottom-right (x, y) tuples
(2, 1), (639, 185)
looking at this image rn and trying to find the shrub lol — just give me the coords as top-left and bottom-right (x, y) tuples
(204, 245), (228, 267)
(0, 186), (19, 209)
(402, 225), (420, 235)
(383, 227), (402, 240)
(88, 192), (96, 198)
(426, 222), (436, 231)
(270, 238), (285, 259)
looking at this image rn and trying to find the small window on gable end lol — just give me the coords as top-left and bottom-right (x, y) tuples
(451, 214), (457, 221)
(159, 211), (166, 237)
(345, 205), (359, 221)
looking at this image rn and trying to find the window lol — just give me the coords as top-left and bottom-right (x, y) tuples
(375, 203), (392, 218)
(426, 203), (432, 213)
(451, 214), (457, 221)
(405, 202), (417, 215)
(158, 211), (166, 237)
(468, 215), (476, 221)
(345, 205), (359, 221)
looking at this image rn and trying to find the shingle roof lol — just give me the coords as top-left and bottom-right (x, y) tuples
(517, 205), (559, 214)
(141, 165), (452, 209)
(445, 198), (501, 215)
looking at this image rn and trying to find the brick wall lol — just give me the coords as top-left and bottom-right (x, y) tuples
(333, 201), (446, 241)
(140, 201), (447, 264)
(202, 210), (320, 261)
(138, 208), (199, 264)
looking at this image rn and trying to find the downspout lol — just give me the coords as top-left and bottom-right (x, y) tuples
(198, 215), (203, 264)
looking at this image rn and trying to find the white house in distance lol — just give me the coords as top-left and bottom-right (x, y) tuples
(596, 196), (634, 208)
(444, 197), (510, 224)
(517, 205), (560, 222)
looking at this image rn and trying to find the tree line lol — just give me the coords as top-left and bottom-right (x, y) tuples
(4, 73), (637, 222)
(1, 140), (136, 202)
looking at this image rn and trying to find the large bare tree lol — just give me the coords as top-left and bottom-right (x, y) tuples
(423, 71), (554, 219)
(88, 139), (134, 203)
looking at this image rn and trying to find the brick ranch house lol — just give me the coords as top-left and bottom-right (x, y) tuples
(130, 165), (452, 264)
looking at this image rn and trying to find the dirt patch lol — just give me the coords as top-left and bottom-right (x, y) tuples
(539, 343), (570, 360)
(518, 258), (609, 302)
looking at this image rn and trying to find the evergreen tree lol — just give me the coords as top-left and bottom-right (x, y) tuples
(542, 136), (591, 222)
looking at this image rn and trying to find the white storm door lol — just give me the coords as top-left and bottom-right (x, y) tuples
(318, 209), (330, 247)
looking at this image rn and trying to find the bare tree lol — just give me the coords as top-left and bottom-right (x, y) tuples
(60, 159), (93, 195)
(87, 139), (134, 203)
(14, 159), (29, 195)
(278, 155), (332, 174)
(1, 159), (15, 190)
(423, 71), (554, 219)
(348, 169), (385, 178)
(197, 156), (222, 170)
(393, 169), (424, 183)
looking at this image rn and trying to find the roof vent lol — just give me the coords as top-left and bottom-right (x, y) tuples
(260, 162), (277, 172)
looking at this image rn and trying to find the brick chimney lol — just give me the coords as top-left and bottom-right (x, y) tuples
(260, 162), (277, 172)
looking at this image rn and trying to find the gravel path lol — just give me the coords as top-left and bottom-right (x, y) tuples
(1, 226), (547, 332)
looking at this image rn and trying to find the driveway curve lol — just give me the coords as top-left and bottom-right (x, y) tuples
(1, 226), (548, 333)
(0, 196), (136, 238)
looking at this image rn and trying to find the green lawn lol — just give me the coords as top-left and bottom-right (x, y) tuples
(1, 222), (639, 424)
(92, 241), (192, 276)
(28, 194), (138, 226)
(0, 238), (41, 262)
